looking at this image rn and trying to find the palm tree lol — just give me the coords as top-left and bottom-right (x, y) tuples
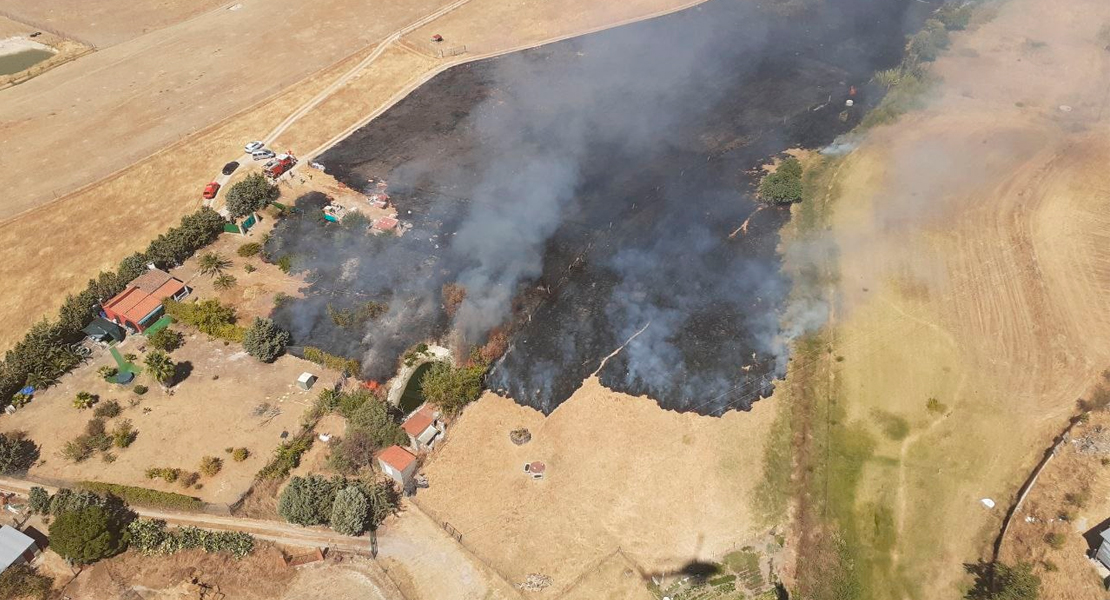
(214, 273), (237, 291)
(198, 252), (232, 277)
(144, 350), (176, 389)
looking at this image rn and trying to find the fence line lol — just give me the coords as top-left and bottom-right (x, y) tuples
(993, 413), (1086, 562)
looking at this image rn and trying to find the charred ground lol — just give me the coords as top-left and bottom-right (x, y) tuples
(269, 0), (933, 414)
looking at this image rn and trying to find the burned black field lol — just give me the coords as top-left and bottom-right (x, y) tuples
(269, 0), (932, 414)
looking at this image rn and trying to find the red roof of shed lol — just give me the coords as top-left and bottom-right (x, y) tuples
(402, 407), (435, 437)
(379, 445), (416, 472)
(103, 273), (186, 325)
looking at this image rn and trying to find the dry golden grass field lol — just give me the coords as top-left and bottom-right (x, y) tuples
(773, 0), (1110, 596)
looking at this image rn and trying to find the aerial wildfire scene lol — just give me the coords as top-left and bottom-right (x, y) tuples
(0, 0), (1108, 598)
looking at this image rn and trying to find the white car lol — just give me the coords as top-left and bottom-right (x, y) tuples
(252, 149), (276, 161)
(244, 141), (265, 153)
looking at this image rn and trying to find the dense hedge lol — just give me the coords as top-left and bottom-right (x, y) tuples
(77, 481), (204, 512)
(0, 208), (225, 407)
(303, 346), (361, 376)
(128, 518), (254, 558)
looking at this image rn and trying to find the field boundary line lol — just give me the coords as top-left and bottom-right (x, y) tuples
(304, 0), (713, 161)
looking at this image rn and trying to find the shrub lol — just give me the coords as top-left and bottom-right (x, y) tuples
(925, 397), (947, 414)
(226, 173), (279, 219)
(0, 431), (38, 474)
(214, 273), (238, 290)
(330, 486), (370, 536)
(164, 299), (245, 342)
(77, 481), (203, 512)
(303, 346), (360, 375)
(128, 518), (254, 558)
(347, 399), (408, 448)
(73, 391), (98, 410)
(97, 365), (118, 381)
(278, 475), (342, 526)
(936, 2), (973, 30)
(133, 385), (148, 396)
(48, 505), (128, 564)
(327, 301), (388, 330)
(28, 487), (50, 515)
(1064, 488), (1091, 508)
(757, 157), (803, 204)
(199, 456), (223, 477)
(147, 328), (184, 353)
(327, 429), (380, 476)
(231, 448), (250, 462)
(179, 472), (200, 488)
(258, 433), (313, 480)
(1045, 532), (1066, 550)
(965, 561), (1040, 600)
(244, 264), (256, 274)
(111, 419), (137, 448)
(0, 564), (52, 599)
(93, 400), (122, 419)
(243, 318), (291, 363)
(905, 19), (950, 64)
(276, 255), (293, 274)
(420, 361), (486, 416)
(145, 467), (182, 483)
(237, 242), (262, 258)
(47, 489), (104, 517)
(442, 283), (467, 317)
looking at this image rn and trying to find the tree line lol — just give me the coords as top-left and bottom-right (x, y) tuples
(0, 208), (226, 408)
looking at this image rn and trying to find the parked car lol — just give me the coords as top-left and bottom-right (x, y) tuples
(203, 182), (220, 199)
(252, 149), (275, 161)
(244, 141), (265, 153)
(222, 161), (239, 176)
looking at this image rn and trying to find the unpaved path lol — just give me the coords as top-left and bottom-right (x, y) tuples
(0, 476), (369, 551)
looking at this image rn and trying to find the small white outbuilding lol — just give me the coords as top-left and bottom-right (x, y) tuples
(296, 372), (317, 391)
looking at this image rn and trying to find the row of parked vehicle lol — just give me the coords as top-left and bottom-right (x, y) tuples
(244, 140), (276, 161)
(202, 140), (286, 199)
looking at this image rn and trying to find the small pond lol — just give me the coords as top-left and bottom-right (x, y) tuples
(0, 49), (53, 76)
(398, 362), (434, 414)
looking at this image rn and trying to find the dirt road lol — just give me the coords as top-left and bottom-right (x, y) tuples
(0, 0), (456, 218)
(0, 476), (369, 552)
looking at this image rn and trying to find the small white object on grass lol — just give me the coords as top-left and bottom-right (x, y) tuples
(981, 498), (996, 509)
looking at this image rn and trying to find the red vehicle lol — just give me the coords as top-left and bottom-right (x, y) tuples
(264, 154), (297, 179)
(202, 181), (220, 199)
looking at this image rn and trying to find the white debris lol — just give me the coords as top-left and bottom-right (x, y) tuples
(981, 498), (996, 509)
(1059, 105), (1073, 112)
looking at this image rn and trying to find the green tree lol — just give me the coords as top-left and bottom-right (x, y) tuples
(225, 174), (279, 219)
(147, 328), (184, 353)
(277, 475), (342, 526)
(757, 157), (804, 204)
(420, 361), (486, 416)
(197, 252), (231, 277)
(0, 432), (38, 474)
(358, 479), (398, 529)
(330, 486), (370, 536)
(0, 564), (52, 600)
(242, 318), (290, 363)
(28, 487), (50, 514)
(144, 350), (176, 388)
(48, 505), (128, 564)
(965, 561), (1041, 600)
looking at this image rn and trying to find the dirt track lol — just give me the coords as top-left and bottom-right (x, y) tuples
(791, 0), (1110, 595)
